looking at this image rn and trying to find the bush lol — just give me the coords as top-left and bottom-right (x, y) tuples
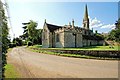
(9, 43), (16, 48)
(27, 41), (33, 46)
(22, 40), (27, 45)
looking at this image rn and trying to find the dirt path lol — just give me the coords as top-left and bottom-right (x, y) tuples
(7, 46), (118, 78)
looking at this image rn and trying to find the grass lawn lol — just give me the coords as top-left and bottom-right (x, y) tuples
(4, 64), (20, 78)
(31, 45), (120, 51)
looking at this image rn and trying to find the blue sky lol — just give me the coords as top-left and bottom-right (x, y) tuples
(4, 0), (119, 39)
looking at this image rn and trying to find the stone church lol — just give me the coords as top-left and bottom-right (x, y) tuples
(42, 5), (104, 48)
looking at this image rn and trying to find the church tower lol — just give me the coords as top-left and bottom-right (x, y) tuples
(83, 4), (89, 29)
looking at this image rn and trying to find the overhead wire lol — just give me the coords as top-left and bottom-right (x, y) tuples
(3, 0), (15, 38)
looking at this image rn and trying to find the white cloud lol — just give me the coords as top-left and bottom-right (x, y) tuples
(89, 17), (115, 30)
(97, 23), (103, 27)
(101, 24), (115, 29)
(89, 17), (102, 29)
(90, 17), (101, 26)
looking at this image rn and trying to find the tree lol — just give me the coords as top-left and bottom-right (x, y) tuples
(21, 20), (42, 45)
(0, 0), (10, 78)
(22, 20), (37, 42)
(109, 29), (120, 43)
(107, 18), (120, 43)
(107, 30), (116, 41)
(21, 24), (29, 40)
(114, 29), (120, 42)
(27, 20), (38, 39)
(115, 18), (120, 29)
(33, 29), (42, 45)
(1, 9), (9, 53)
(13, 37), (23, 46)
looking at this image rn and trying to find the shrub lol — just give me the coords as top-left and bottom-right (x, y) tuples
(27, 41), (33, 46)
(9, 43), (16, 48)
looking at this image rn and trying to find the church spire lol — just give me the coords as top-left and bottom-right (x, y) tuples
(83, 4), (89, 29)
(84, 4), (89, 20)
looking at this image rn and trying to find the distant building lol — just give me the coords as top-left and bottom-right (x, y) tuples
(42, 5), (104, 48)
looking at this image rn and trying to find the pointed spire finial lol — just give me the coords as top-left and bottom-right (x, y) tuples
(84, 4), (88, 20)
(72, 19), (74, 28)
(45, 19), (46, 23)
(83, 4), (89, 30)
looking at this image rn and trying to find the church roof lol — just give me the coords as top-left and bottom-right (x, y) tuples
(46, 23), (62, 32)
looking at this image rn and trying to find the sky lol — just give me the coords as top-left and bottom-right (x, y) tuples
(2, 0), (119, 40)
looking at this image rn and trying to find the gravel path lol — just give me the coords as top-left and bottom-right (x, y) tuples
(7, 47), (118, 78)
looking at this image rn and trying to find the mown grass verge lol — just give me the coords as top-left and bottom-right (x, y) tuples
(27, 46), (119, 60)
(4, 64), (20, 78)
(32, 45), (120, 51)
(3, 48), (21, 78)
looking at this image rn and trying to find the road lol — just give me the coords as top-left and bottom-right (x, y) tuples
(7, 47), (118, 78)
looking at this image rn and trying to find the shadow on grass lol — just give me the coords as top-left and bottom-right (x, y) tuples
(80, 46), (98, 49)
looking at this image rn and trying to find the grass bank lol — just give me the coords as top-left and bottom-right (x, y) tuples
(4, 64), (20, 78)
(4, 48), (21, 78)
(28, 45), (119, 60)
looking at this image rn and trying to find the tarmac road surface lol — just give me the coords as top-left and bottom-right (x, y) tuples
(7, 47), (118, 78)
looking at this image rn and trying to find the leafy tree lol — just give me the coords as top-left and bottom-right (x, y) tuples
(0, 0), (10, 78)
(22, 20), (37, 42)
(107, 30), (116, 41)
(107, 18), (120, 43)
(13, 37), (23, 46)
(20, 24), (29, 40)
(1, 9), (9, 53)
(115, 18), (120, 29)
(108, 29), (120, 43)
(27, 41), (33, 46)
(33, 29), (42, 45)
(21, 20), (42, 45)
(27, 20), (38, 39)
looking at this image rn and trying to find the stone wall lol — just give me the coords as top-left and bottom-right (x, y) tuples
(91, 40), (97, 46)
(76, 33), (83, 47)
(49, 32), (53, 48)
(44, 49), (120, 58)
(83, 39), (87, 46)
(64, 31), (75, 47)
(98, 40), (104, 46)
(82, 39), (103, 47)
(32, 47), (120, 58)
(42, 24), (50, 48)
(55, 31), (64, 48)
